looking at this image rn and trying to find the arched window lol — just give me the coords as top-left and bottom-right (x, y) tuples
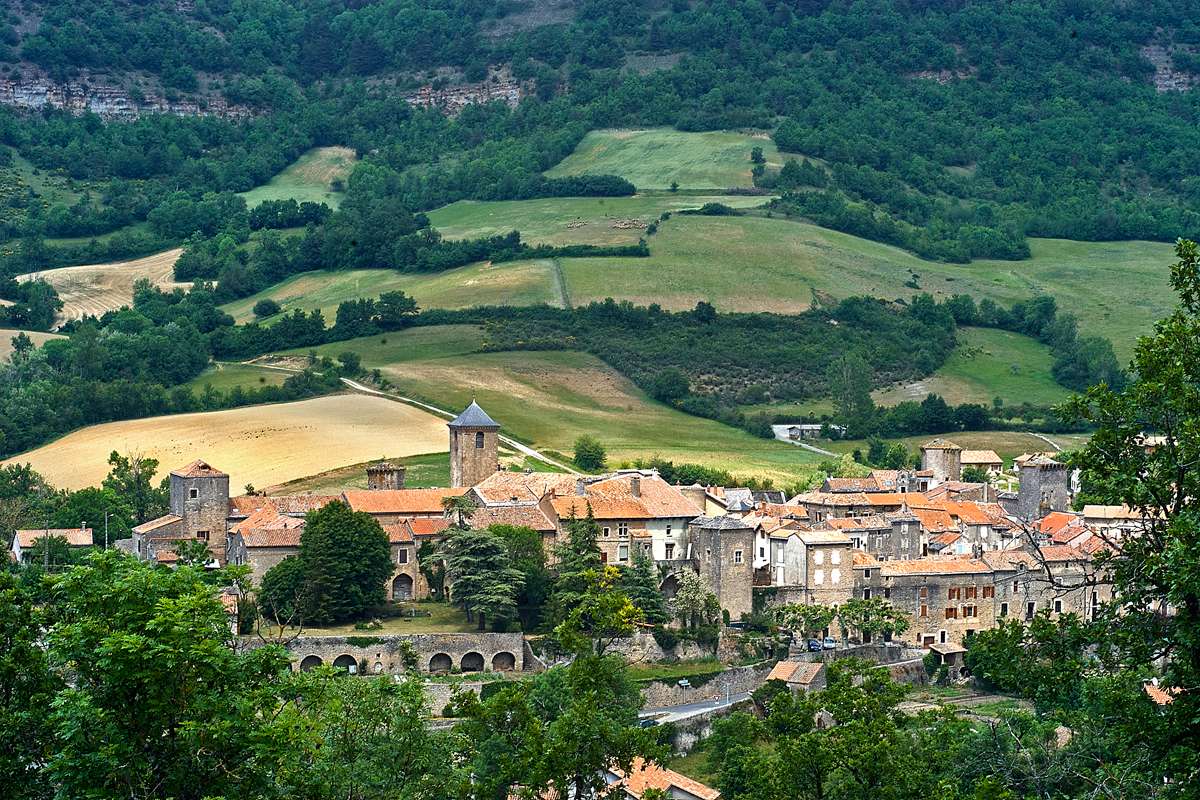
(475, 431), (485, 449)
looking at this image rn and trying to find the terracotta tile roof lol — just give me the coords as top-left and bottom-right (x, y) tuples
(1144, 682), (1179, 706)
(758, 502), (807, 519)
(342, 488), (467, 514)
(131, 515), (182, 535)
(910, 508), (959, 534)
(939, 501), (997, 526)
(879, 557), (991, 576)
(980, 550), (1038, 571)
(240, 528), (304, 548)
(862, 493), (911, 507)
(469, 504), (556, 532)
(819, 515), (891, 531)
(824, 477), (880, 493)
(1037, 545), (1087, 562)
(551, 496), (651, 520)
(1079, 534), (1111, 555)
(961, 450), (1002, 465)
(852, 551), (881, 568)
(1082, 504), (1147, 521)
(229, 495), (265, 517)
(609, 758), (720, 800)
(15, 528), (94, 548)
(1037, 510), (1079, 535)
(382, 524), (413, 544)
(792, 491), (871, 507)
(1021, 454), (1065, 468)
(768, 660), (824, 685)
(1014, 452), (1058, 467)
(170, 459), (227, 478)
(588, 474), (704, 519)
(868, 470), (901, 490)
(797, 529), (852, 545)
(232, 506), (305, 534)
(154, 549), (180, 564)
(474, 472), (578, 504)
(410, 517), (453, 537)
(931, 531), (963, 546)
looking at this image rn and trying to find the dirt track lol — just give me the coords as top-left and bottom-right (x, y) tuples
(17, 248), (186, 326)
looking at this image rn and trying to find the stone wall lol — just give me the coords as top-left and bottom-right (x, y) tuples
(662, 701), (752, 755)
(423, 680), (484, 715)
(607, 630), (714, 663)
(639, 662), (774, 709)
(280, 632), (529, 675)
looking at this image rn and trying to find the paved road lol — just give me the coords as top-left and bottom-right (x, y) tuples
(641, 691), (751, 723)
(770, 425), (837, 456)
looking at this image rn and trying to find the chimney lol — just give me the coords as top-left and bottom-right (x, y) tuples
(630, 475), (641, 498)
(575, 478), (586, 497)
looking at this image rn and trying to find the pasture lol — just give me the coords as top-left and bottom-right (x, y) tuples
(282, 326), (826, 484)
(238, 146), (357, 209)
(221, 260), (559, 323)
(873, 327), (1067, 408)
(0, 328), (65, 361)
(183, 362), (289, 394)
(17, 248), (186, 325)
(426, 194), (771, 246)
(1, 394), (448, 491)
(544, 128), (786, 190)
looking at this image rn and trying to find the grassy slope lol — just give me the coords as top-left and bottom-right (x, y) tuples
(267, 452), (452, 494)
(547, 216), (1168, 358)
(544, 128), (785, 189)
(183, 362), (289, 393)
(238, 146), (357, 209)
(426, 194), (771, 246)
(281, 325), (825, 483)
(873, 326), (1067, 408)
(221, 260), (559, 323)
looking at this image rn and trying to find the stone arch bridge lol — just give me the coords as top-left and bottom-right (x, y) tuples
(284, 632), (533, 676)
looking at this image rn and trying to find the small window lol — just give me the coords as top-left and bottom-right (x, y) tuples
(863, 588), (872, 600)
(1000, 602), (1009, 617)
(189, 488), (199, 499)
(602, 527), (611, 536)
(1054, 599), (1063, 614)
(733, 550), (743, 564)
(920, 604), (928, 618)
(831, 568), (841, 583)
(963, 605), (976, 618)
(919, 586), (928, 599)
(474, 431), (484, 449)
(813, 549), (824, 565)
(883, 587), (890, 599)
(864, 569), (872, 579)
(666, 524), (672, 536)
(618, 522), (629, 538)
(814, 569), (824, 585)
(618, 545), (629, 562)
(398, 549), (409, 565)
(945, 607), (957, 619)
(665, 543), (675, 560)
(831, 549), (841, 565)
(759, 547), (765, 558)
(983, 585), (995, 599)
(1013, 580), (1020, 593)
(965, 586), (977, 600)
(196, 530), (209, 542)
(939, 630), (947, 644)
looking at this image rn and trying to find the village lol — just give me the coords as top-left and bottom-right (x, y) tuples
(9, 400), (1147, 799)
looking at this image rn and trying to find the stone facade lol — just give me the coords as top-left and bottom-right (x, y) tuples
(168, 461), (231, 562)
(367, 461), (407, 491)
(1017, 457), (1071, 522)
(282, 632), (528, 675)
(690, 516), (755, 620)
(449, 402), (501, 488)
(921, 439), (962, 485)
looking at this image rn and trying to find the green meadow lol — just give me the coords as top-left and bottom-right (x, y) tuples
(182, 362), (289, 394)
(237, 146), (357, 209)
(279, 325), (825, 484)
(544, 128), (787, 190)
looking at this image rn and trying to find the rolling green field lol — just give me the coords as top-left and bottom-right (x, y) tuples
(426, 194), (771, 246)
(545, 215), (1170, 359)
(221, 261), (559, 323)
(544, 128), (787, 190)
(279, 325), (825, 484)
(873, 327), (1067, 408)
(237, 146), (357, 209)
(183, 362), (289, 393)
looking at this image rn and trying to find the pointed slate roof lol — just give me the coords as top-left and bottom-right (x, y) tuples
(447, 401), (500, 429)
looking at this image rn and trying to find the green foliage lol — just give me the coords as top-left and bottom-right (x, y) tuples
(253, 298), (281, 318)
(299, 500), (393, 625)
(490, 523), (552, 625)
(416, 540), (446, 601)
(776, 603), (836, 639)
(439, 527), (524, 631)
(619, 549), (669, 625)
(258, 555), (307, 625)
(961, 465), (991, 484)
(837, 597), (910, 640)
(572, 434), (607, 472)
(553, 565), (643, 656)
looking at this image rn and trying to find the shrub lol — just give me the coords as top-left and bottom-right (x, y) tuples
(253, 298), (281, 318)
(573, 435), (607, 472)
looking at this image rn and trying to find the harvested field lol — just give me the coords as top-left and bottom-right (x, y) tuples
(0, 328), (64, 361)
(17, 248), (185, 325)
(1, 393), (447, 491)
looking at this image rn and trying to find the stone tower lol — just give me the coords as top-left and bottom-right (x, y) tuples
(920, 438), (962, 485)
(448, 401), (500, 488)
(367, 461), (406, 490)
(1017, 455), (1071, 521)
(689, 515), (755, 621)
(169, 460), (230, 562)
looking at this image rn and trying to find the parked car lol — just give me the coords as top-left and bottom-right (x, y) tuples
(806, 639), (823, 652)
(822, 637), (837, 650)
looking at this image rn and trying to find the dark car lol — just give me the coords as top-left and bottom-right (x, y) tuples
(806, 639), (823, 652)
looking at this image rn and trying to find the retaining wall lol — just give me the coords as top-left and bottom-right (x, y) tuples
(282, 632), (529, 675)
(639, 662), (774, 709)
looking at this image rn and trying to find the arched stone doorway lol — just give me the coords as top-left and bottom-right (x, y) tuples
(392, 573), (414, 601)
(299, 654), (323, 671)
(461, 651), (485, 672)
(429, 653), (452, 673)
(660, 574), (680, 600)
(333, 654), (358, 673)
(491, 651), (517, 672)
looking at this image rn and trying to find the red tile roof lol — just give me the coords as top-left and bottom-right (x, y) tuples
(609, 758), (720, 800)
(171, 459), (227, 478)
(879, 557), (991, 576)
(342, 488), (467, 514)
(15, 528), (94, 548)
(470, 504), (556, 531)
(767, 660), (824, 685)
(240, 529), (304, 548)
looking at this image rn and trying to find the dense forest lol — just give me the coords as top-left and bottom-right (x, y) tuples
(4, 0), (1200, 265)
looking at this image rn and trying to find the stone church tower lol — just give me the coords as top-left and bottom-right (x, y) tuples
(168, 460), (231, 562)
(448, 401), (500, 488)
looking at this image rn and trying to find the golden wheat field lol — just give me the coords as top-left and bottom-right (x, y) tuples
(0, 328), (64, 361)
(1, 393), (448, 491)
(17, 248), (186, 325)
